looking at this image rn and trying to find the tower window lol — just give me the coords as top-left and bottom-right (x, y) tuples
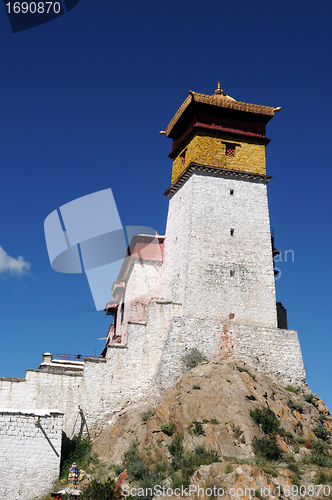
(180, 149), (187, 165)
(230, 228), (234, 236)
(230, 189), (234, 195)
(229, 313), (235, 320)
(226, 144), (236, 156)
(120, 302), (125, 324)
(230, 270), (235, 277)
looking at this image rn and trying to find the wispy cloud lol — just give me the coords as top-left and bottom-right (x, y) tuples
(0, 246), (31, 275)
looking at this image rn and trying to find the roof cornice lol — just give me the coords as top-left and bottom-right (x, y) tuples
(164, 162), (272, 198)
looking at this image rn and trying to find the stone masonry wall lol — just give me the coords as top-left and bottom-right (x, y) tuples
(163, 172), (278, 328)
(155, 314), (306, 389)
(0, 410), (63, 500)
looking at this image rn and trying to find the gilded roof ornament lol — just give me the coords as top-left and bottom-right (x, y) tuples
(215, 82), (223, 95)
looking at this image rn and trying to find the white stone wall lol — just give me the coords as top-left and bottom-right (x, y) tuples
(0, 360), (108, 437)
(163, 172), (278, 328)
(155, 314), (306, 387)
(0, 410), (63, 500)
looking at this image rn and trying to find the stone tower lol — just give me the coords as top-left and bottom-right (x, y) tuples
(163, 84), (280, 329)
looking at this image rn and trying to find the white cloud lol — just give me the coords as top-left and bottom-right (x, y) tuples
(0, 246), (31, 275)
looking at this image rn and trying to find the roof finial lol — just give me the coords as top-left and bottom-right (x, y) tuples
(215, 82), (223, 95)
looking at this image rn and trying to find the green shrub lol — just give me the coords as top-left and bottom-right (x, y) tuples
(319, 414), (329, 423)
(188, 421), (205, 436)
(192, 385), (201, 390)
(161, 422), (177, 436)
(284, 431), (294, 441)
(211, 418), (220, 425)
(314, 471), (330, 484)
(236, 366), (256, 379)
(170, 444), (220, 489)
(168, 433), (184, 470)
(310, 441), (332, 467)
(114, 464), (124, 476)
(81, 477), (122, 500)
(250, 407), (280, 436)
(288, 399), (304, 413)
(224, 464), (233, 474)
(313, 423), (331, 441)
(230, 423), (244, 440)
(192, 445), (219, 465)
(181, 348), (207, 370)
(123, 444), (149, 481)
(141, 409), (153, 422)
(304, 393), (316, 404)
(287, 461), (299, 474)
(259, 463), (278, 477)
(252, 435), (283, 461)
(284, 385), (298, 394)
(60, 435), (92, 478)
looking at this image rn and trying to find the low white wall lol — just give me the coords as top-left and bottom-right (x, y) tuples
(0, 410), (63, 500)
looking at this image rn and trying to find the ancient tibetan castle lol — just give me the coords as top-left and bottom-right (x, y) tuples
(0, 85), (306, 500)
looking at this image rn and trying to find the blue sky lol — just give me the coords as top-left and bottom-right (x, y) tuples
(0, 0), (331, 410)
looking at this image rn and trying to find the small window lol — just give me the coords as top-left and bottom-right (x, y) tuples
(230, 189), (234, 195)
(180, 149), (187, 165)
(226, 144), (236, 156)
(230, 270), (235, 277)
(229, 313), (235, 320)
(120, 302), (125, 324)
(230, 228), (234, 236)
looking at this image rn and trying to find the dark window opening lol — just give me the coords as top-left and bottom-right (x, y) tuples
(226, 144), (236, 156)
(230, 270), (235, 277)
(120, 302), (125, 324)
(230, 189), (234, 195)
(180, 149), (187, 165)
(230, 228), (234, 236)
(229, 313), (235, 320)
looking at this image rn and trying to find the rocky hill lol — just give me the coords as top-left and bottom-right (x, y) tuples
(89, 357), (332, 500)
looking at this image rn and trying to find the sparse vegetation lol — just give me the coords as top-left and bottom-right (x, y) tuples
(123, 444), (150, 481)
(113, 464), (124, 476)
(313, 423), (331, 441)
(80, 477), (122, 500)
(224, 464), (233, 474)
(250, 407), (283, 461)
(211, 418), (220, 425)
(141, 409), (153, 422)
(314, 471), (330, 484)
(168, 434), (220, 488)
(60, 435), (93, 478)
(250, 407), (280, 435)
(236, 365), (256, 380)
(192, 385), (201, 390)
(161, 421), (177, 436)
(284, 385), (298, 394)
(304, 393), (316, 404)
(288, 399), (304, 413)
(252, 435), (283, 461)
(181, 348), (207, 370)
(188, 420), (205, 436)
(310, 441), (332, 467)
